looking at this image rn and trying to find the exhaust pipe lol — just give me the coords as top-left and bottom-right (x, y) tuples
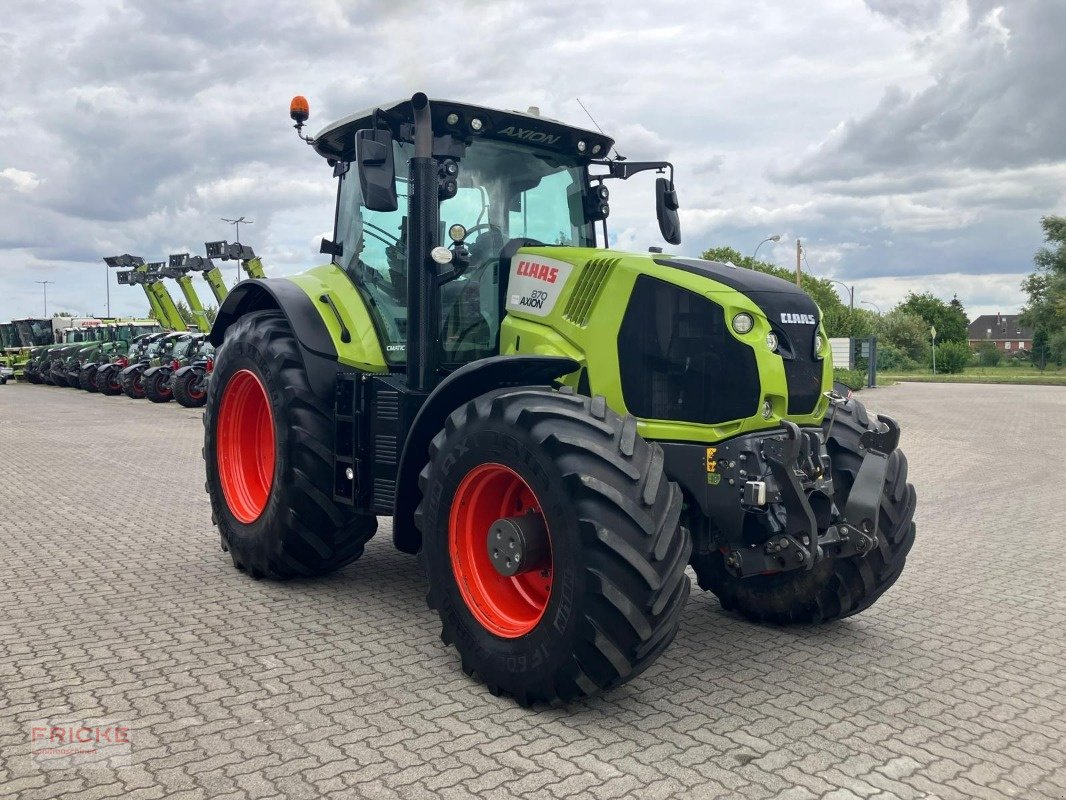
(405, 92), (439, 393)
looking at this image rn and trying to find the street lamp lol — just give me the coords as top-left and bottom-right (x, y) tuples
(826, 279), (854, 311)
(751, 234), (781, 264)
(860, 300), (881, 314)
(35, 280), (53, 317)
(222, 216), (254, 285)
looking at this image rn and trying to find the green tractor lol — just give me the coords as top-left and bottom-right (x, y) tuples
(12, 318), (58, 382)
(77, 321), (162, 391)
(143, 331), (208, 403)
(119, 331), (184, 399)
(95, 332), (158, 395)
(204, 94), (917, 704)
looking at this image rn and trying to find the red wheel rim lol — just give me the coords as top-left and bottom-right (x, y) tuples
(449, 463), (552, 638)
(217, 369), (276, 524)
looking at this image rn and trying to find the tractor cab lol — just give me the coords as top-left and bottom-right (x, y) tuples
(308, 98), (677, 370)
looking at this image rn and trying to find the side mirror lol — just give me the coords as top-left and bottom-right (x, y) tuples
(356, 129), (398, 212)
(655, 177), (681, 245)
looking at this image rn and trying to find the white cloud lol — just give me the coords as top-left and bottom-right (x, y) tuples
(0, 0), (1059, 322)
(0, 168), (40, 193)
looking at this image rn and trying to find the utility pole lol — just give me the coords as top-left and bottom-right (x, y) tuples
(222, 216), (254, 285)
(795, 239), (802, 286)
(35, 280), (53, 317)
(105, 262), (110, 317)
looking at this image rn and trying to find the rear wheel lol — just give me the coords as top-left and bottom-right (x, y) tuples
(144, 369), (174, 403)
(417, 388), (691, 705)
(204, 310), (375, 579)
(690, 397), (917, 624)
(51, 369), (68, 388)
(173, 369), (208, 408)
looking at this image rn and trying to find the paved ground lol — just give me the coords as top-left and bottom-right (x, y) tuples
(1, 381), (1064, 800)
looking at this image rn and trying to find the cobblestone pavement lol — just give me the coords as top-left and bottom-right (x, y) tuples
(1, 381), (1064, 800)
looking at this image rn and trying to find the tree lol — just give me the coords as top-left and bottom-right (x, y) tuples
(896, 292), (969, 344)
(173, 301), (218, 328)
(974, 341), (1001, 367)
(875, 309), (929, 362)
(52, 311), (76, 318)
(698, 246), (875, 337)
(1020, 215), (1066, 367)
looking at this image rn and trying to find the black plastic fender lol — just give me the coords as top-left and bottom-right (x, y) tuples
(142, 365), (169, 380)
(118, 363), (144, 381)
(208, 278), (338, 401)
(392, 354), (579, 554)
(173, 364), (202, 380)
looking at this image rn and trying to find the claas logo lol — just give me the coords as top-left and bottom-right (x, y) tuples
(516, 260), (559, 283)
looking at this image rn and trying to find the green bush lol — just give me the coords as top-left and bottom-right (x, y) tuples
(934, 341), (971, 374)
(834, 368), (867, 390)
(974, 342), (1002, 366)
(876, 309), (930, 362)
(877, 343), (920, 371)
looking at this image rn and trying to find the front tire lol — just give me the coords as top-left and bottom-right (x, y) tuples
(97, 365), (123, 395)
(80, 366), (99, 392)
(204, 310), (376, 579)
(173, 369), (208, 408)
(144, 369), (174, 403)
(417, 388), (691, 705)
(121, 367), (146, 399)
(690, 397), (917, 624)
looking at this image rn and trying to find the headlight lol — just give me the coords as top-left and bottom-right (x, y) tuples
(732, 313), (754, 335)
(766, 332), (779, 352)
(762, 400), (774, 419)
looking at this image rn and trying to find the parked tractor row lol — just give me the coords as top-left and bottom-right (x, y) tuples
(3, 241), (266, 408)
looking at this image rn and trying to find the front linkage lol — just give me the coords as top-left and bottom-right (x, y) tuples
(666, 395), (901, 579)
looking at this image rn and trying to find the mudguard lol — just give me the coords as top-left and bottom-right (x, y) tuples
(173, 364), (201, 380)
(392, 354), (579, 554)
(208, 278), (340, 401)
(142, 365), (168, 380)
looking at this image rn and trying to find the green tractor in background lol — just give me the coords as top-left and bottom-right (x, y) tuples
(143, 332), (207, 403)
(77, 321), (162, 391)
(95, 332), (159, 395)
(203, 94), (917, 704)
(12, 318), (60, 383)
(119, 331), (185, 399)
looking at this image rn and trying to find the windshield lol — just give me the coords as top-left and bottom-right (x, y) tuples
(334, 138), (594, 365)
(172, 339), (193, 358)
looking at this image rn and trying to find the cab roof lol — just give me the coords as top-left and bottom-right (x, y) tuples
(312, 97), (614, 164)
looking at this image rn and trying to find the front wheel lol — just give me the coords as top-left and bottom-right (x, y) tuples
(204, 310), (376, 579)
(417, 388), (691, 705)
(173, 369), (208, 408)
(97, 365), (123, 395)
(690, 397), (917, 624)
(80, 366), (99, 392)
(144, 369), (174, 403)
(121, 367), (146, 399)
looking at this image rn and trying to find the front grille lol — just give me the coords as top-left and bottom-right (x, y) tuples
(618, 276), (760, 425)
(563, 258), (616, 326)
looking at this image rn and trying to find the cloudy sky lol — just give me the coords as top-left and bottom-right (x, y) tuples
(1, 0), (1063, 322)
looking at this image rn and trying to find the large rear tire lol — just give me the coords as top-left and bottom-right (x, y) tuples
(144, 369), (174, 403)
(173, 369), (208, 408)
(690, 397), (917, 624)
(204, 310), (375, 579)
(417, 387), (691, 705)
